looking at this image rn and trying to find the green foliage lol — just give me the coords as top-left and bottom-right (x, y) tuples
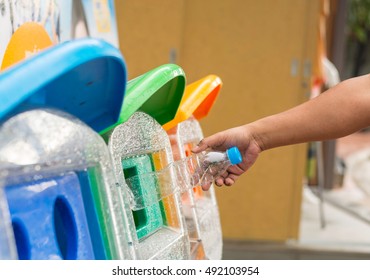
(348, 0), (370, 42)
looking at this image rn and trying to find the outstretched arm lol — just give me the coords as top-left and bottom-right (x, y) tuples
(192, 74), (370, 189)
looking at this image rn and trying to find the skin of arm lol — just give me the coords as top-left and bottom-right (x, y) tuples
(192, 74), (370, 190)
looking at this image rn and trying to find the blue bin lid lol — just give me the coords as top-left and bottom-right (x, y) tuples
(0, 38), (127, 132)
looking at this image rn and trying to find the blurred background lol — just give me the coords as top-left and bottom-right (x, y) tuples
(115, 0), (370, 259)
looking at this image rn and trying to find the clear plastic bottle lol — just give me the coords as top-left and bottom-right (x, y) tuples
(174, 146), (243, 189)
(124, 146), (243, 210)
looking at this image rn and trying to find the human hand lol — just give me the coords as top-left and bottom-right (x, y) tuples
(191, 125), (262, 190)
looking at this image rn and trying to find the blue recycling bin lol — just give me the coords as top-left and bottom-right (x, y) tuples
(0, 38), (134, 259)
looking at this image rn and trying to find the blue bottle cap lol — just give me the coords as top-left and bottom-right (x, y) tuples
(226, 146), (242, 165)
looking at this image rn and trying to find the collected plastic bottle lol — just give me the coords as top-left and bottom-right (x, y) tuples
(175, 146), (243, 189)
(123, 146), (243, 210)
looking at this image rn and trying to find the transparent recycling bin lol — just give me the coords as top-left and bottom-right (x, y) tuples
(107, 112), (190, 260)
(164, 75), (223, 260)
(0, 109), (133, 259)
(0, 38), (133, 259)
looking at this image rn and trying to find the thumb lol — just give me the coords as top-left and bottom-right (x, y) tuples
(191, 132), (226, 153)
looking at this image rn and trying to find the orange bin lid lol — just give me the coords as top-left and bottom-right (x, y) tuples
(163, 75), (222, 131)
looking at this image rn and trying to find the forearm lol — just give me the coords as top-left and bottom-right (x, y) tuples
(249, 74), (370, 151)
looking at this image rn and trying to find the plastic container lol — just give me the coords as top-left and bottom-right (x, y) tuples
(122, 145), (242, 208)
(161, 75), (223, 260)
(120, 140), (242, 260)
(0, 109), (134, 260)
(173, 146), (242, 189)
(107, 112), (190, 260)
(166, 117), (224, 260)
(163, 75), (224, 259)
(0, 37), (131, 259)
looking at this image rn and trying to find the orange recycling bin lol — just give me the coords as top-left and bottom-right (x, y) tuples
(164, 75), (223, 260)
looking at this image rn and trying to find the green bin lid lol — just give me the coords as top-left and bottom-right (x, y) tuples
(100, 64), (185, 135)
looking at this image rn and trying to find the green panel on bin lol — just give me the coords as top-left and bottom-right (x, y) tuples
(100, 64), (185, 135)
(84, 168), (112, 260)
(121, 155), (163, 239)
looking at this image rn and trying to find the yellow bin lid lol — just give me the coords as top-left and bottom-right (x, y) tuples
(163, 75), (222, 131)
